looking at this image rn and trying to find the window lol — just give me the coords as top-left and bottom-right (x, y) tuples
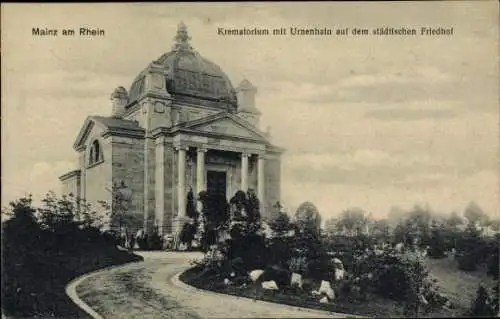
(88, 140), (103, 166)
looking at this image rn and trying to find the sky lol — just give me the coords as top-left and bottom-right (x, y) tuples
(2, 2), (498, 219)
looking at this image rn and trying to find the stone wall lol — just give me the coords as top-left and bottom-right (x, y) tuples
(155, 138), (175, 235)
(83, 127), (112, 217)
(143, 137), (156, 233)
(110, 135), (145, 233)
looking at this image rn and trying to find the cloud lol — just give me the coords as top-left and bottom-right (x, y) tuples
(365, 108), (457, 121)
(2, 160), (75, 205)
(1, 3), (497, 220)
(284, 149), (456, 187)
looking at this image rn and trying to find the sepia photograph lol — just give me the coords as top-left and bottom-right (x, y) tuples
(1, 2), (499, 318)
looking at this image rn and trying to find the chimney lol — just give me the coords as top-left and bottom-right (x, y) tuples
(111, 86), (129, 118)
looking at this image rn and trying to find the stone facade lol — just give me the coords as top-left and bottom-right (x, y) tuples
(60, 22), (284, 236)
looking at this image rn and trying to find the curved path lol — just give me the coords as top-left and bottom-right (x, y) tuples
(71, 251), (351, 318)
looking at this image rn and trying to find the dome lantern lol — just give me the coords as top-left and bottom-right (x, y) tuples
(172, 21), (193, 51)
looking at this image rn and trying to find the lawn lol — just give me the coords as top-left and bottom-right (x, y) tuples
(425, 256), (497, 314)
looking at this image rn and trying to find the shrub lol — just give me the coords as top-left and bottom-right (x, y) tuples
(180, 222), (197, 249)
(2, 193), (140, 318)
(292, 228), (331, 280)
(470, 285), (496, 317)
(147, 231), (163, 250)
(260, 264), (292, 288)
(428, 221), (447, 259)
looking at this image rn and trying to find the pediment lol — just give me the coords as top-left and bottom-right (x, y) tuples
(73, 117), (103, 151)
(73, 116), (145, 151)
(185, 113), (268, 142)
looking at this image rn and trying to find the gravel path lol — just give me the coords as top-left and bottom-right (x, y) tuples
(75, 251), (350, 318)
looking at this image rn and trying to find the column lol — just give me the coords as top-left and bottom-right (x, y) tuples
(196, 147), (206, 212)
(257, 154), (265, 205)
(177, 146), (188, 217)
(241, 152), (250, 192)
(155, 138), (165, 235)
(143, 100), (155, 234)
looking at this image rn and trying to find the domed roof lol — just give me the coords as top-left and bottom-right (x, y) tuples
(128, 22), (237, 111)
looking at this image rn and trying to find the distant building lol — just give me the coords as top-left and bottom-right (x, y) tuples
(59, 22), (284, 235)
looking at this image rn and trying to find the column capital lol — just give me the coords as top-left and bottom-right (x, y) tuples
(241, 152), (252, 158)
(197, 146), (208, 153)
(257, 154), (267, 160)
(175, 145), (189, 152)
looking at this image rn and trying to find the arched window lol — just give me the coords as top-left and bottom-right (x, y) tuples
(88, 140), (103, 166)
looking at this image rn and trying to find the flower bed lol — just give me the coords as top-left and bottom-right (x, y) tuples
(181, 264), (407, 317)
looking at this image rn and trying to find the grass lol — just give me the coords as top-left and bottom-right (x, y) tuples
(2, 242), (143, 318)
(425, 256), (497, 314)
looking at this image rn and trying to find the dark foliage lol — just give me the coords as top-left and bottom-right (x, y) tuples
(180, 222), (197, 249)
(186, 188), (198, 220)
(198, 191), (230, 252)
(1, 195), (142, 318)
(428, 221), (447, 259)
(456, 222), (485, 271)
(470, 285), (496, 317)
(260, 264), (292, 288)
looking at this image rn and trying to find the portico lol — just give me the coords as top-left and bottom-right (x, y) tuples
(174, 146), (266, 218)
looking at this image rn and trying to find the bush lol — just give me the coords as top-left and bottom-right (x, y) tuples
(456, 222), (487, 271)
(147, 231), (163, 250)
(180, 222), (197, 248)
(260, 264), (292, 288)
(428, 222), (447, 259)
(470, 285), (496, 317)
(2, 194), (141, 318)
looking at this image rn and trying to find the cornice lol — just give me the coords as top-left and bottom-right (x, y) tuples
(59, 169), (81, 181)
(101, 128), (145, 139)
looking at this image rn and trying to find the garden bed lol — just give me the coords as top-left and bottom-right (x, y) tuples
(180, 265), (416, 318)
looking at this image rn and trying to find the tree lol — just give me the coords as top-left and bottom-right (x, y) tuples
(324, 217), (338, 235)
(186, 187), (197, 220)
(394, 205), (432, 247)
(2, 196), (40, 250)
(371, 218), (391, 242)
(470, 285), (496, 317)
(456, 221), (484, 271)
(294, 201), (322, 236)
(464, 201), (489, 229)
(428, 220), (446, 258)
(336, 207), (367, 237)
(224, 190), (266, 269)
(447, 211), (463, 229)
(108, 181), (133, 232)
(198, 190), (230, 251)
(268, 209), (293, 237)
(401, 251), (430, 318)
(489, 219), (500, 232)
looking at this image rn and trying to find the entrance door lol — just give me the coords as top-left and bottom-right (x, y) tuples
(206, 170), (227, 198)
